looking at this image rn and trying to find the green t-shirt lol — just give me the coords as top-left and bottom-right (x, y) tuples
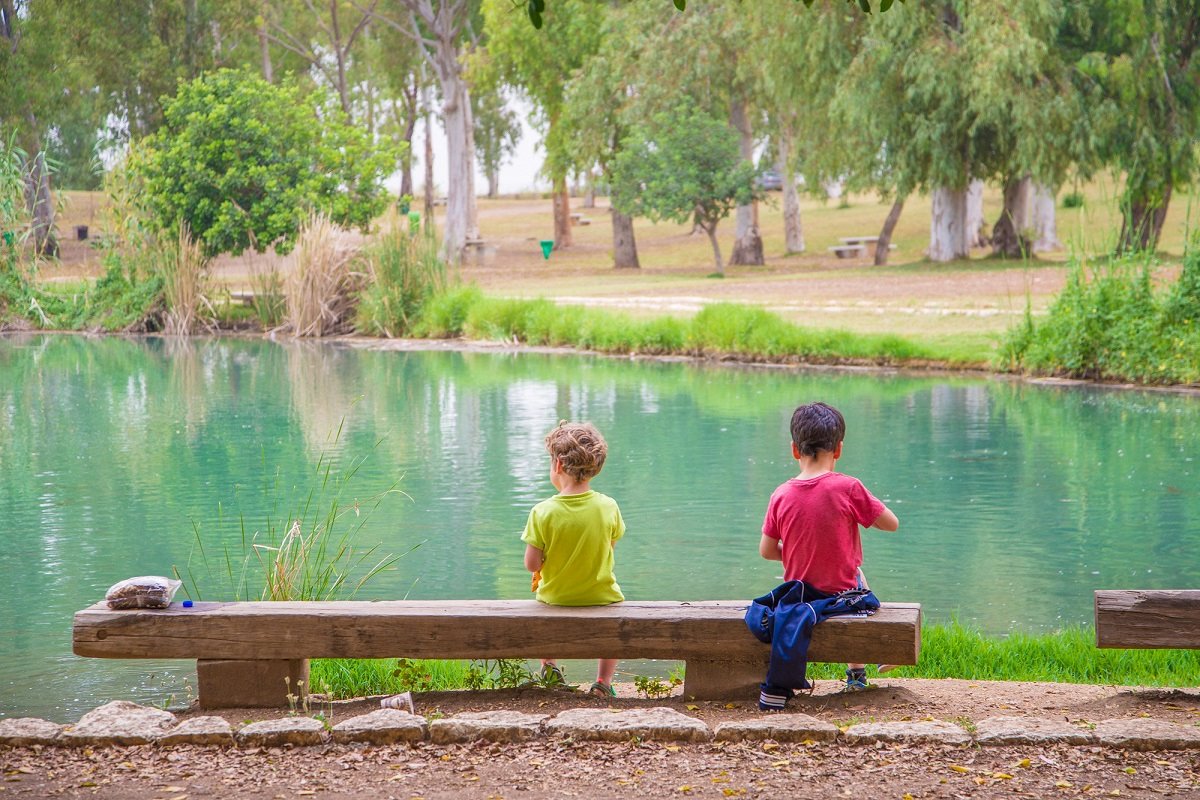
(521, 490), (625, 606)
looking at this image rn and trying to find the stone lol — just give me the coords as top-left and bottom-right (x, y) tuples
(158, 716), (236, 747)
(975, 716), (1094, 746)
(1095, 718), (1200, 751)
(545, 707), (712, 743)
(332, 709), (427, 745)
(842, 720), (971, 746)
(0, 717), (63, 747)
(236, 717), (327, 747)
(60, 701), (177, 747)
(714, 713), (838, 742)
(430, 711), (547, 744)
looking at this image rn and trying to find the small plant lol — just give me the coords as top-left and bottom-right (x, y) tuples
(356, 219), (449, 337)
(1061, 191), (1085, 209)
(633, 673), (682, 699)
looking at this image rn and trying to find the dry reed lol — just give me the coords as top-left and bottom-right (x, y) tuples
(161, 224), (211, 335)
(285, 213), (363, 337)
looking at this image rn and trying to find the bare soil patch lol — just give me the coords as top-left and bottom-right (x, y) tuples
(5, 679), (1198, 798)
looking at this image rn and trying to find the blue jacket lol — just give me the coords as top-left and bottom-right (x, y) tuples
(745, 580), (880, 689)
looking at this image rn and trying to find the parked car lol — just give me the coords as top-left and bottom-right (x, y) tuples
(756, 169), (784, 191)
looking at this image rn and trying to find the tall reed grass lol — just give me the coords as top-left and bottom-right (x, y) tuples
(160, 224), (211, 335)
(174, 428), (414, 601)
(356, 220), (448, 337)
(285, 213), (363, 337)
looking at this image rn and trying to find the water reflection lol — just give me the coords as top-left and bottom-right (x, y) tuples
(0, 335), (1197, 721)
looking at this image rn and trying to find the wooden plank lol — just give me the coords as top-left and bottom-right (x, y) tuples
(74, 600), (920, 665)
(1095, 590), (1200, 649)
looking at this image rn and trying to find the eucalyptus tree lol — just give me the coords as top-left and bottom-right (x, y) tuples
(1079, 0), (1200, 253)
(558, 0), (647, 268)
(368, 0), (480, 263)
(471, 79), (522, 198)
(479, 0), (604, 249)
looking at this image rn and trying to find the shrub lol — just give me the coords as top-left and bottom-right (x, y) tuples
(1061, 191), (1085, 209)
(415, 284), (484, 338)
(136, 69), (397, 257)
(284, 214), (364, 338)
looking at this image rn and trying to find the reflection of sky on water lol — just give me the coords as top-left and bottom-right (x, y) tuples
(1, 336), (1196, 721)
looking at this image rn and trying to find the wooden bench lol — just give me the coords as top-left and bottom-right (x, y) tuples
(74, 600), (921, 709)
(840, 236), (880, 246)
(1094, 590), (1200, 651)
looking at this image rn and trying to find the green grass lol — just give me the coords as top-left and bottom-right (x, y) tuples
(415, 285), (992, 367)
(309, 623), (1200, 699)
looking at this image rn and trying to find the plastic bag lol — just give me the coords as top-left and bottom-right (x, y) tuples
(104, 576), (182, 610)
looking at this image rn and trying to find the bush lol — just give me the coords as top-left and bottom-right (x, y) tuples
(136, 69), (397, 257)
(1061, 191), (1085, 209)
(999, 250), (1200, 384)
(356, 223), (448, 337)
(285, 214), (363, 338)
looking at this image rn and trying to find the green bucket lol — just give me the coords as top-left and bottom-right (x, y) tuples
(408, 211), (421, 235)
(539, 239), (554, 260)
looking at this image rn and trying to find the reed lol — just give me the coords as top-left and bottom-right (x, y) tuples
(356, 221), (448, 337)
(159, 224), (211, 335)
(285, 213), (364, 337)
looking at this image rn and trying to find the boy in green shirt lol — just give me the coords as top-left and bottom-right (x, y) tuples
(522, 421), (625, 697)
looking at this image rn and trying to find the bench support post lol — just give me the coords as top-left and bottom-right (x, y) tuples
(683, 657), (767, 700)
(196, 658), (310, 709)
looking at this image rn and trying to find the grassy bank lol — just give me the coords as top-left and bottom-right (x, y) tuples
(414, 285), (994, 367)
(310, 623), (1200, 700)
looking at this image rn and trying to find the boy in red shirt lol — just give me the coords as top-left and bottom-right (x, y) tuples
(758, 402), (899, 691)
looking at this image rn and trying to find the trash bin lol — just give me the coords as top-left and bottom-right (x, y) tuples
(76, 225), (88, 240)
(539, 240), (553, 260)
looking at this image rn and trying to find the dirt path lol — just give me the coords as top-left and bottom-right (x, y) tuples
(5, 679), (1198, 798)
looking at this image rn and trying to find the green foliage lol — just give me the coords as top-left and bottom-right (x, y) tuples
(412, 286), (965, 365)
(1061, 191), (1085, 209)
(999, 250), (1200, 384)
(611, 104), (758, 270)
(633, 672), (682, 699)
(135, 69), (398, 257)
(311, 658), (472, 697)
(356, 223), (449, 337)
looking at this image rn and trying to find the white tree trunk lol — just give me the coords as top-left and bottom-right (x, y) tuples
(1031, 183), (1062, 253)
(729, 97), (762, 266)
(966, 178), (986, 248)
(438, 69), (479, 263)
(778, 132), (804, 254)
(929, 186), (970, 262)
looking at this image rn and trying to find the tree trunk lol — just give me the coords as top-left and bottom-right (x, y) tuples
(23, 149), (58, 259)
(553, 175), (572, 250)
(702, 216), (724, 275)
(929, 186), (969, 262)
(874, 196), (905, 266)
(778, 132), (804, 254)
(612, 207), (639, 269)
(259, 4), (273, 82)
(486, 168), (499, 199)
(1031, 183), (1061, 253)
(990, 174), (1033, 258)
(583, 175), (596, 209)
(438, 70), (479, 261)
(728, 97), (763, 266)
(966, 178), (986, 248)
(329, 0), (352, 118)
(1119, 181), (1171, 253)
(422, 88), (435, 218)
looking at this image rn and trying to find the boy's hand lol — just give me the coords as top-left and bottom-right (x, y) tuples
(531, 571), (541, 592)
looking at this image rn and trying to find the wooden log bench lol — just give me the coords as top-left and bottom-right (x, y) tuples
(1094, 590), (1200, 653)
(74, 600), (921, 709)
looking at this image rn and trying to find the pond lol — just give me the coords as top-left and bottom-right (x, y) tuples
(1, 334), (1197, 722)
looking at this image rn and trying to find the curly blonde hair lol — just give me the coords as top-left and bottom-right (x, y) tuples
(545, 421), (608, 482)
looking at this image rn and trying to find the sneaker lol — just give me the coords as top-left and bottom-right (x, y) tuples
(876, 663), (897, 674)
(842, 668), (870, 692)
(380, 691), (415, 713)
(540, 664), (566, 686)
(589, 680), (616, 698)
(758, 683), (794, 712)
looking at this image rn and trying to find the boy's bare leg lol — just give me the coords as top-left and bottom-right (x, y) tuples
(596, 659), (617, 685)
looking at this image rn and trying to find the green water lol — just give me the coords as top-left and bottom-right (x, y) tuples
(1, 334), (1197, 721)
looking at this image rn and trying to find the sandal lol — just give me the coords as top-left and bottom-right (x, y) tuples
(589, 680), (616, 698)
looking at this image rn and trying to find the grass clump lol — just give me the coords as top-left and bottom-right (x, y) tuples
(285, 213), (363, 337)
(356, 221), (448, 337)
(413, 286), (964, 365)
(1000, 248), (1200, 384)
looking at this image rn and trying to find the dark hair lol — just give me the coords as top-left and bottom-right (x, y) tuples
(790, 402), (845, 457)
(545, 421), (608, 481)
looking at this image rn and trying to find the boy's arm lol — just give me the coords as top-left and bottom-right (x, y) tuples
(871, 506), (899, 532)
(758, 534), (783, 562)
(524, 544), (544, 572)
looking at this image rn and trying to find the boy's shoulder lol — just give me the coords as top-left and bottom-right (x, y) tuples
(772, 472), (867, 496)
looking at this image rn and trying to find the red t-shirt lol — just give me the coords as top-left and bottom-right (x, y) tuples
(762, 472), (886, 594)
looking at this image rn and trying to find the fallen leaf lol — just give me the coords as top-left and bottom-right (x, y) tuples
(677, 786), (692, 793)
(1055, 780), (1073, 788)
(1155, 759), (1171, 766)
(1016, 758), (1032, 769)
(686, 705), (699, 711)
(974, 777), (987, 785)
(771, 760), (790, 767)
(723, 703), (736, 710)
(721, 789), (745, 797)
(118, 762), (136, 771)
(993, 772), (1014, 780)
(761, 743), (779, 751)
(949, 765), (970, 774)
(664, 745), (680, 753)
(1122, 767), (1136, 775)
